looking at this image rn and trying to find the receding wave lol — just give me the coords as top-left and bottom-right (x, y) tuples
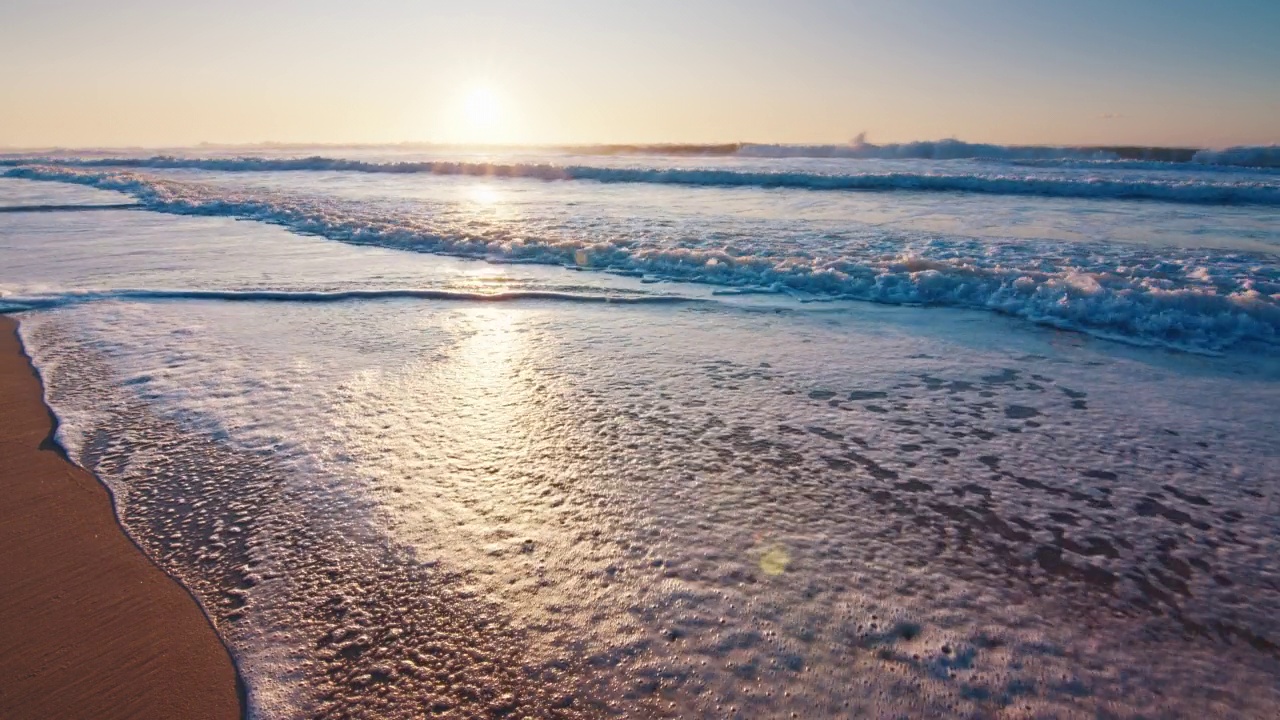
(6, 166), (1279, 353)
(0, 287), (702, 313)
(0, 203), (142, 213)
(4, 156), (1279, 205)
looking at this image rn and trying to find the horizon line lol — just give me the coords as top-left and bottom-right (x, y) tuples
(4, 138), (1277, 154)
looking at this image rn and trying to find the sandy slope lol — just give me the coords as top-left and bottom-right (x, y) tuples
(0, 316), (242, 720)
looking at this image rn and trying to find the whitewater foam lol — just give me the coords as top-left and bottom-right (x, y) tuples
(18, 295), (1280, 719)
(6, 165), (1278, 352)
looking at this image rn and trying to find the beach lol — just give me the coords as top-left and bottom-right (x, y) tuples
(2, 0), (1277, 715)
(0, 315), (242, 719)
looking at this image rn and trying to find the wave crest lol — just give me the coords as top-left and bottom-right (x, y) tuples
(4, 156), (1279, 205)
(6, 165), (1278, 353)
(1192, 145), (1280, 169)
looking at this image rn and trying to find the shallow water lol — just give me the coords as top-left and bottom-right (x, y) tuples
(1, 152), (1279, 718)
(6, 147), (1280, 353)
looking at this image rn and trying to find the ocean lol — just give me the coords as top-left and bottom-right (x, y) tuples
(1, 143), (1278, 718)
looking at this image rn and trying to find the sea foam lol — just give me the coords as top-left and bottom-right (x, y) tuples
(5, 165), (1278, 353)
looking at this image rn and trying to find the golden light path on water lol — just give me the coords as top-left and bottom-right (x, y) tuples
(313, 299), (826, 715)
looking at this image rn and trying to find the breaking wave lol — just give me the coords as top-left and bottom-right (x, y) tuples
(740, 141), (1275, 168)
(6, 165), (1279, 353)
(1191, 145), (1280, 169)
(4, 155), (1280, 205)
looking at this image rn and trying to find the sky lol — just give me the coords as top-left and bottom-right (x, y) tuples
(1, 0), (1277, 149)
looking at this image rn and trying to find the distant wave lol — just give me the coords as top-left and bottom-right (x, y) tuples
(6, 139), (1277, 168)
(732, 140), (1276, 168)
(738, 140), (1125, 161)
(0, 287), (703, 313)
(574, 139), (1272, 167)
(4, 156), (1279, 205)
(1191, 145), (1280, 169)
(6, 165), (1278, 353)
(1002, 158), (1280, 174)
(566, 143), (744, 156)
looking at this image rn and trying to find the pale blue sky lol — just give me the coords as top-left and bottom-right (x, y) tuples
(1, 0), (1276, 147)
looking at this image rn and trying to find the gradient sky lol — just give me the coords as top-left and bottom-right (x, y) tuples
(2, 0), (1277, 148)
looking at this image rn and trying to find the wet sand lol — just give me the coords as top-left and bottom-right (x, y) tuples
(0, 316), (242, 719)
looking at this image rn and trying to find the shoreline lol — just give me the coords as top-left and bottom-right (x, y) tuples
(0, 316), (244, 719)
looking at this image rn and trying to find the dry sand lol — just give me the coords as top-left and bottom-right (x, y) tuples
(0, 316), (243, 719)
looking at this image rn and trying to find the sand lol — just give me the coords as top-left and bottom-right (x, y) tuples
(0, 316), (243, 719)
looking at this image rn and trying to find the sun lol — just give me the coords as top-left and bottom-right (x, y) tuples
(463, 87), (501, 132)
(444, 84), (515, 144)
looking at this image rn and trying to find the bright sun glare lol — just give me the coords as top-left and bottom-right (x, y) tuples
(463, 87), (501, 132)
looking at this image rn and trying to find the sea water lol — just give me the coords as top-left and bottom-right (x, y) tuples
(1, 144), (1278, 718)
